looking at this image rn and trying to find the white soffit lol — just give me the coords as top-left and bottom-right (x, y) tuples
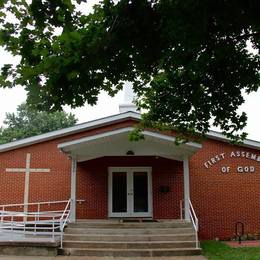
(58, 127), (202, 162)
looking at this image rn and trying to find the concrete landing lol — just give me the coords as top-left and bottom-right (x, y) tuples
(0, 232), (59, 243)
(0, 232), (59, 256)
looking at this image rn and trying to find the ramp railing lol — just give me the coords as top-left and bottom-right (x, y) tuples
(180, 199), (199, 249)
(0, 199), (72, 247)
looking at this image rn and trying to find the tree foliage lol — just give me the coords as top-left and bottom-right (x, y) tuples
(0, 0), (259, 141)
(0, 103), (77, 144)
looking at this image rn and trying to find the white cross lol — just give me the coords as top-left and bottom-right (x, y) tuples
(6, 153), (50, 213)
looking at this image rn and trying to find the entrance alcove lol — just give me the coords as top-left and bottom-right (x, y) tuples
(58, 126), (202, 221)
(76, 156), (183, 220)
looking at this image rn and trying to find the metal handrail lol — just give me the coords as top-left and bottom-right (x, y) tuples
(60, 199), (71, 248)
(60, 199), (71, 222)
(0, 199), (73, 247)
(180, 199), (199, 249)
(189, 199), (199, 231)
(0, 200), (70, 208)
(0, 214), (63, 239)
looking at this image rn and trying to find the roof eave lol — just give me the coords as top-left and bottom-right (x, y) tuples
(0, 111), (259, 153)
(0, 111), (141, 153)
(207, 131), (260, 151)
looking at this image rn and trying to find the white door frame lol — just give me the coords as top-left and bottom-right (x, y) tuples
(108, 167), (153, 218)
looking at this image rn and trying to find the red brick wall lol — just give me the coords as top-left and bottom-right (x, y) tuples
(0, 120), (138, 206)
(76, 156), (183, 219)
(152, 158), (183, 219)
(0, 118), (260, 241)
(0, 143), (71, 205)
(190, 139), (260, 240)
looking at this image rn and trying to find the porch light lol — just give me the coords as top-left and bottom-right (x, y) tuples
(126, 150), (135, 155)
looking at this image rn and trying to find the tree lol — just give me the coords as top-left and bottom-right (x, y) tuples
(0, 103), (77, 144)
(0, 0), (259, 142)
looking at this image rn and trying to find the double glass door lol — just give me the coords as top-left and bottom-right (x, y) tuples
(108, 167), (152, 217)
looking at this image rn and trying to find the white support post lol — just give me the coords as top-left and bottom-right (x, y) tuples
(183, 157), (190, 220)
(70, 157), (77, 222)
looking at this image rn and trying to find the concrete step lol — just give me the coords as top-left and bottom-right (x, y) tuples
(0, 240), (59, 256)
(60, 247), (202, 257)
(69, 221), (192, 229)
(63, 233), (196, 242)
(65, 227), (194, 235)
(62, 240), (197, 249)
(61, 220), (201, 257)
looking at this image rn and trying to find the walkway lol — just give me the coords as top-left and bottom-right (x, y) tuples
(0, 256), (207, 260)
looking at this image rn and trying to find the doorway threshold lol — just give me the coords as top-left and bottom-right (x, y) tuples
(120, 219), (158, 223)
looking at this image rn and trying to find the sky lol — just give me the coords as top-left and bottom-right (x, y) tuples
(0, 1), (259, 142)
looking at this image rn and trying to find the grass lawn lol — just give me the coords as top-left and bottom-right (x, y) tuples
(201, 240), (260, 260)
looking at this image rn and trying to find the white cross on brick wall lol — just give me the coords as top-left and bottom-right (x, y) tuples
(6, 153), (50, 213)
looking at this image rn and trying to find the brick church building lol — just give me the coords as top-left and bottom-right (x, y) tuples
(0, 91), (259, 241)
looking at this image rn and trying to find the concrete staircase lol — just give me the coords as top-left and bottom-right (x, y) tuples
(60, 220), (201, 257)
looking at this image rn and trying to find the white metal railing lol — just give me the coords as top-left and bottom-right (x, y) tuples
(0, 199), (75, 248)
(60, 199), (71, 248)
(180, 199), (199, 249)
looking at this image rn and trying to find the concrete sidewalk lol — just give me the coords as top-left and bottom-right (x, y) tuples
(0, 256), (207, 260)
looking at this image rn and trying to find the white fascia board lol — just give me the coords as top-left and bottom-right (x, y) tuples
(142, 130), (202, 149)
(207, 130), (260, 151)
(0, 112), (141, 153)
(58, 127), (202, 152)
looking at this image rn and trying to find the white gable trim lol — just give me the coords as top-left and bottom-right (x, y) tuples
(207, 130), (260, 151)
(0, 112), (141, 153)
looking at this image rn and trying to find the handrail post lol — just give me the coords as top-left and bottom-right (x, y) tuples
(61, 232), (63, 249)
(195, 229), (199, 249)
(52, 216), (55, 240)
(34, 212), (36, 235)
(11, 215), (13, 232)
(24, 216), (26, 234)
(188, 199), (200, 249)
(1, 206), (4, 223)
(37, 203), (40, 222)
(195, 217), (199, 248)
